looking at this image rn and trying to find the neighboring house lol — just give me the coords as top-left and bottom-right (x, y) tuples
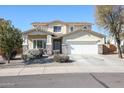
(22, 20), (105, 55)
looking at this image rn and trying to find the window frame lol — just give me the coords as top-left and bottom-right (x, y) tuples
(32, 39), (46, 49)
(53, 26), (61, 32)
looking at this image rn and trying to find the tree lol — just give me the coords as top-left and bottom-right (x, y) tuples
(95, 5), (124, 58)
(0, 18), (23, 63)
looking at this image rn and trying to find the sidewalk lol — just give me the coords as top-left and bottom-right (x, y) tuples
(1, 65), (124, 76)
(1, 54), (124, 76)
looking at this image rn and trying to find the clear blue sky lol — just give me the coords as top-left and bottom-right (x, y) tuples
(0, 5), (106, 34)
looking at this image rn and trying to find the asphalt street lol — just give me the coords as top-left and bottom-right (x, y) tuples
(0, 73), (124, 88)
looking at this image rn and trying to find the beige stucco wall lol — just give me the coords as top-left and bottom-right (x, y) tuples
(32, 22), (92, 35)
(45, 24), (92, 34)
(66, 25), (92, 33)
(28, 35), (47, 49)
(62, 31), (104, 44)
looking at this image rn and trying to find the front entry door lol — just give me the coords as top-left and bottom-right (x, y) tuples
(53, 39), (62, 53)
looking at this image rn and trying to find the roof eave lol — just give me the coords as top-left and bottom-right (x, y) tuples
(23, 28), (55, 36)
(61, 29), (106, 38)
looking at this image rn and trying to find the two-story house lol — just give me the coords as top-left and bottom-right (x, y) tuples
(23, 20), (105, 55)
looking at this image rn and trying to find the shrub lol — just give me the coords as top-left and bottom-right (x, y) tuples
(53, 50), (60, 54)
(28, 49), (42, 58)
(22, 48), (44, 61)
(53, 54), (69, 63)
(22, 53), (33, 61)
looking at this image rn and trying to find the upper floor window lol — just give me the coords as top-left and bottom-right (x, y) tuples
(70, 27), (74, 32)
(54, 26), (61, 32)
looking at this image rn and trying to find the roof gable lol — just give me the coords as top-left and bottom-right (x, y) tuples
(62, 29), (105, 38)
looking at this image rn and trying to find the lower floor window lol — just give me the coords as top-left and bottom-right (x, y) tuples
(33, 39), (46, 49)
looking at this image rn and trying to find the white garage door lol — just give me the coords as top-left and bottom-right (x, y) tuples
(69, 41), (98, 54)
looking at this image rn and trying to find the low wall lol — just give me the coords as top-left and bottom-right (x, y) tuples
(98, 44), (117, 54)
(0, 48), (22, 55)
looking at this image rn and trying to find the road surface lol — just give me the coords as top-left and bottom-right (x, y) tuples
(0, 73), (124, 88)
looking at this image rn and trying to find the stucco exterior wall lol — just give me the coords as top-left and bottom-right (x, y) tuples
(67, 25), (92, 33)
(62, 31), (104, 44)
(32, 22), (92, 35)
(28, 35), (47, 49)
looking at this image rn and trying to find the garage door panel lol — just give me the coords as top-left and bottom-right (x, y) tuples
(68, 41), (98, 54)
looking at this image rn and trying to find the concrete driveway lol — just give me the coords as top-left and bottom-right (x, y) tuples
(69, 54), (124, 66)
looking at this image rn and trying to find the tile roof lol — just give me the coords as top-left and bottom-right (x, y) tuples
(23, 28), (56, 36)
(23, 28), (105, 38)
(32, 20), (92, 25)
(61, 29), (105, 38)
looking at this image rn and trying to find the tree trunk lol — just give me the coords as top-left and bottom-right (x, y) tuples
(116, 38), (123, 58)
(7, 52), (11, 63)
(8, 56), (10, 63)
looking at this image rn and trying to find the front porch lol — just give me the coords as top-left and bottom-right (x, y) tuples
(22, 29), (65, 55)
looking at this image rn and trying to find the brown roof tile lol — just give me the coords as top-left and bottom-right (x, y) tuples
(32, 20), (92, 25)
